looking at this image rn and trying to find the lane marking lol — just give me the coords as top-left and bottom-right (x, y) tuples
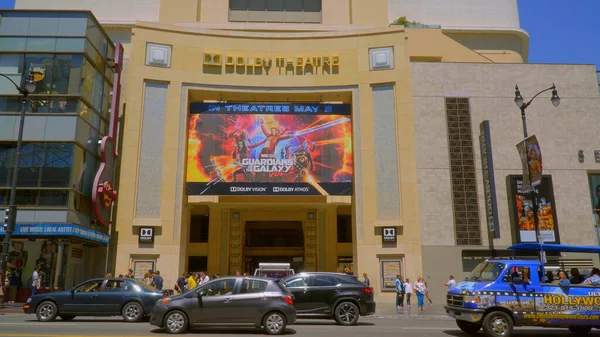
(0, 322), (77, 326)
(0, 335), (154, 337)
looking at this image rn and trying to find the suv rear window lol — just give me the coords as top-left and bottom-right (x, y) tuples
(334, 275), (365, 286)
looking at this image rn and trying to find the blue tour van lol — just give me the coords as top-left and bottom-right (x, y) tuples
(445, 243), (600, 337)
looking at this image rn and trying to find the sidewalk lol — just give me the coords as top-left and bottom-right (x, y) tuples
(0, 302), (24, 314)
(373, 294), (450, 319)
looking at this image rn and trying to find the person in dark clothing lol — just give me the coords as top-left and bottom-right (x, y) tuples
(175, 273), (187, 294)
(570, 268), (585, 284)
(152, 271), (164, 290)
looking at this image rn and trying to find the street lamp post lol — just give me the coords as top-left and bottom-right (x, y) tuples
(0, 72), (36, 273)
(513, 84), (560, 248)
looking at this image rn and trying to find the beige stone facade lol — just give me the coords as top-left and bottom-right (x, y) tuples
(14, 0), (600, 304)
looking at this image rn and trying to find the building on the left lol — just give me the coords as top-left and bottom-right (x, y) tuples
(0, 10), (122, 300)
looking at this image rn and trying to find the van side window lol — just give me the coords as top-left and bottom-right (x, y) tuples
(502, 266), (531, 284)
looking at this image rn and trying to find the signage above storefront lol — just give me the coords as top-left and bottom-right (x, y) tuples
(0, 223), (110, 245)
(139, 227), (154, 244)
(382, 227), (396, 243)
(190, 103), (350, 115)
(203, 52), (339, 75)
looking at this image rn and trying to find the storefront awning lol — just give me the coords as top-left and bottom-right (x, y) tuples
(0, 223), (110, 245)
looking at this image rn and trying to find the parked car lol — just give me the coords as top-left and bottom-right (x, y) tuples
(280, 272), (375, 325)
(150, 276), (296, 335)
(23, 278), (164, 322)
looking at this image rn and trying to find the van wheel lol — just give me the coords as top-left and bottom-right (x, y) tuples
(568, 326), (592, 335)
(334, 302), (360, 326)
(456, 320), (481, 334)
(482, 311), (513, 337)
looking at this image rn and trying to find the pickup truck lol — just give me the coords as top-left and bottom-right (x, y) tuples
(445, 243), (600, 337)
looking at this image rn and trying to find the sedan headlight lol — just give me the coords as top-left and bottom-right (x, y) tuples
(26, 298), (32, 303)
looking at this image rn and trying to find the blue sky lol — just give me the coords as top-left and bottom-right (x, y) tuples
(518, 0), (600, 68)
(0, 0), (598, 69)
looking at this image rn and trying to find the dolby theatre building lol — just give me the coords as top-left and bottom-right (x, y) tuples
(14, 0), (600, 300)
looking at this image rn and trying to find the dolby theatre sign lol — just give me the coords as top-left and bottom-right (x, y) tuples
(203, 52), (339, 75)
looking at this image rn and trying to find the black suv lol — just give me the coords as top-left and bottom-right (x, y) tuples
(280, 272), (375, 325)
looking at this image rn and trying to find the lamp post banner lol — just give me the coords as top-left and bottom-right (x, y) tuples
(516, 135), (542, 188)
(508, 175), (559, 244)
(479, 121), (500, 238)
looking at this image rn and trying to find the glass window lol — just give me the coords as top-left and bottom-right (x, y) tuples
(248, 0), (266, 10)
(82, 148), (99, 196)
(240, 279), (268, 294)
(55, 38), (86, 53)
(14, 189), (38, 206)
(23, 54), (54, 95)
(469, 262), (506, 282)
(17, 143), (45, 187)
(57, 12), (88, 37)
(52, 55), (83, 95)
(40, 143), (73, 187)
(0, 144), (14, 187)
(102, 80), (112, 116)
(196, 279), (236, 297)
(285, 0), (303, 11)
(0, 37), (26, 52)
(103, 280), (125, 292)
(25, 37), (57, 52)
(312, 275), (339, 287)
(0, 97), (21, 112)
(337, 215), (352, 243)
(282, 276), (309, 288)
(91, 68), (104, 112)
(502, 266), (532, 284)
(81, 58), (95, 104)
(0, 12), (30, 35)
(267, 0), (284, 10)
(0, 54), (24, 95)
(86, 18), (108, 58)
(590, 174), (600, 226)
(74, 280), (103, 292)
(39, 190), (69, 206)
(230, 0), (248, 9)
(27, 12), (59, 36)
(189, 215), (209, 243)
(303, 0), (321, 11)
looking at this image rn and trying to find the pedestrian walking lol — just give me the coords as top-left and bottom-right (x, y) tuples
(415, 276), (426, 311)
(31, 267), (40, 296)
(175, 273), (187, 294)
(395, 274), (405, 310)
(187, 273), (197, 290)
(8, 268), (18, 304)
(404, 278), (412, 308)
(152, 271), (164, 290)
(125, 269), (134, 279)
(424, 277), (433, 304)
(443, 275), (457, 289)
(363, 273), (370, 286)
(200, 271), (210, 284)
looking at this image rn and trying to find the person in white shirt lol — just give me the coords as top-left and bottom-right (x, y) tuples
(32, 267), (40, 296)
(200, 271), (210, 284)
(404, 278), (413, 308)
(443, 275), (457, 289)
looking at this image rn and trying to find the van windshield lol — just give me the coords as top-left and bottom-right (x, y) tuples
(468, 262), (506, 282)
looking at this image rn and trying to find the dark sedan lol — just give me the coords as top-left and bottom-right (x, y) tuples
(23, 278), (164, 322)
(150, 276), (295, 335)
(280, 272), (376, 325)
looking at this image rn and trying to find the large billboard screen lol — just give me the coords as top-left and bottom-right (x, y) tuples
(186, 103), (353, 196)
(507, 175), (560, 243)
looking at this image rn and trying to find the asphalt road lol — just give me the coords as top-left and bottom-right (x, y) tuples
(0, 312), (599, 337)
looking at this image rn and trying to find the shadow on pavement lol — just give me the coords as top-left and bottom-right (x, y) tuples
(442, 329), (600, 336)
(292, 321), (374, 326)
(151, 328), (297, 335)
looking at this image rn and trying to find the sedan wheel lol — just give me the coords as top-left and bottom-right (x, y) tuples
(164, 310), (188, 334)
(36, 301), (58, 322)
(334, 302), (359, 326)
(121, 302), (143, 322)
(263, 312), (286, 335)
